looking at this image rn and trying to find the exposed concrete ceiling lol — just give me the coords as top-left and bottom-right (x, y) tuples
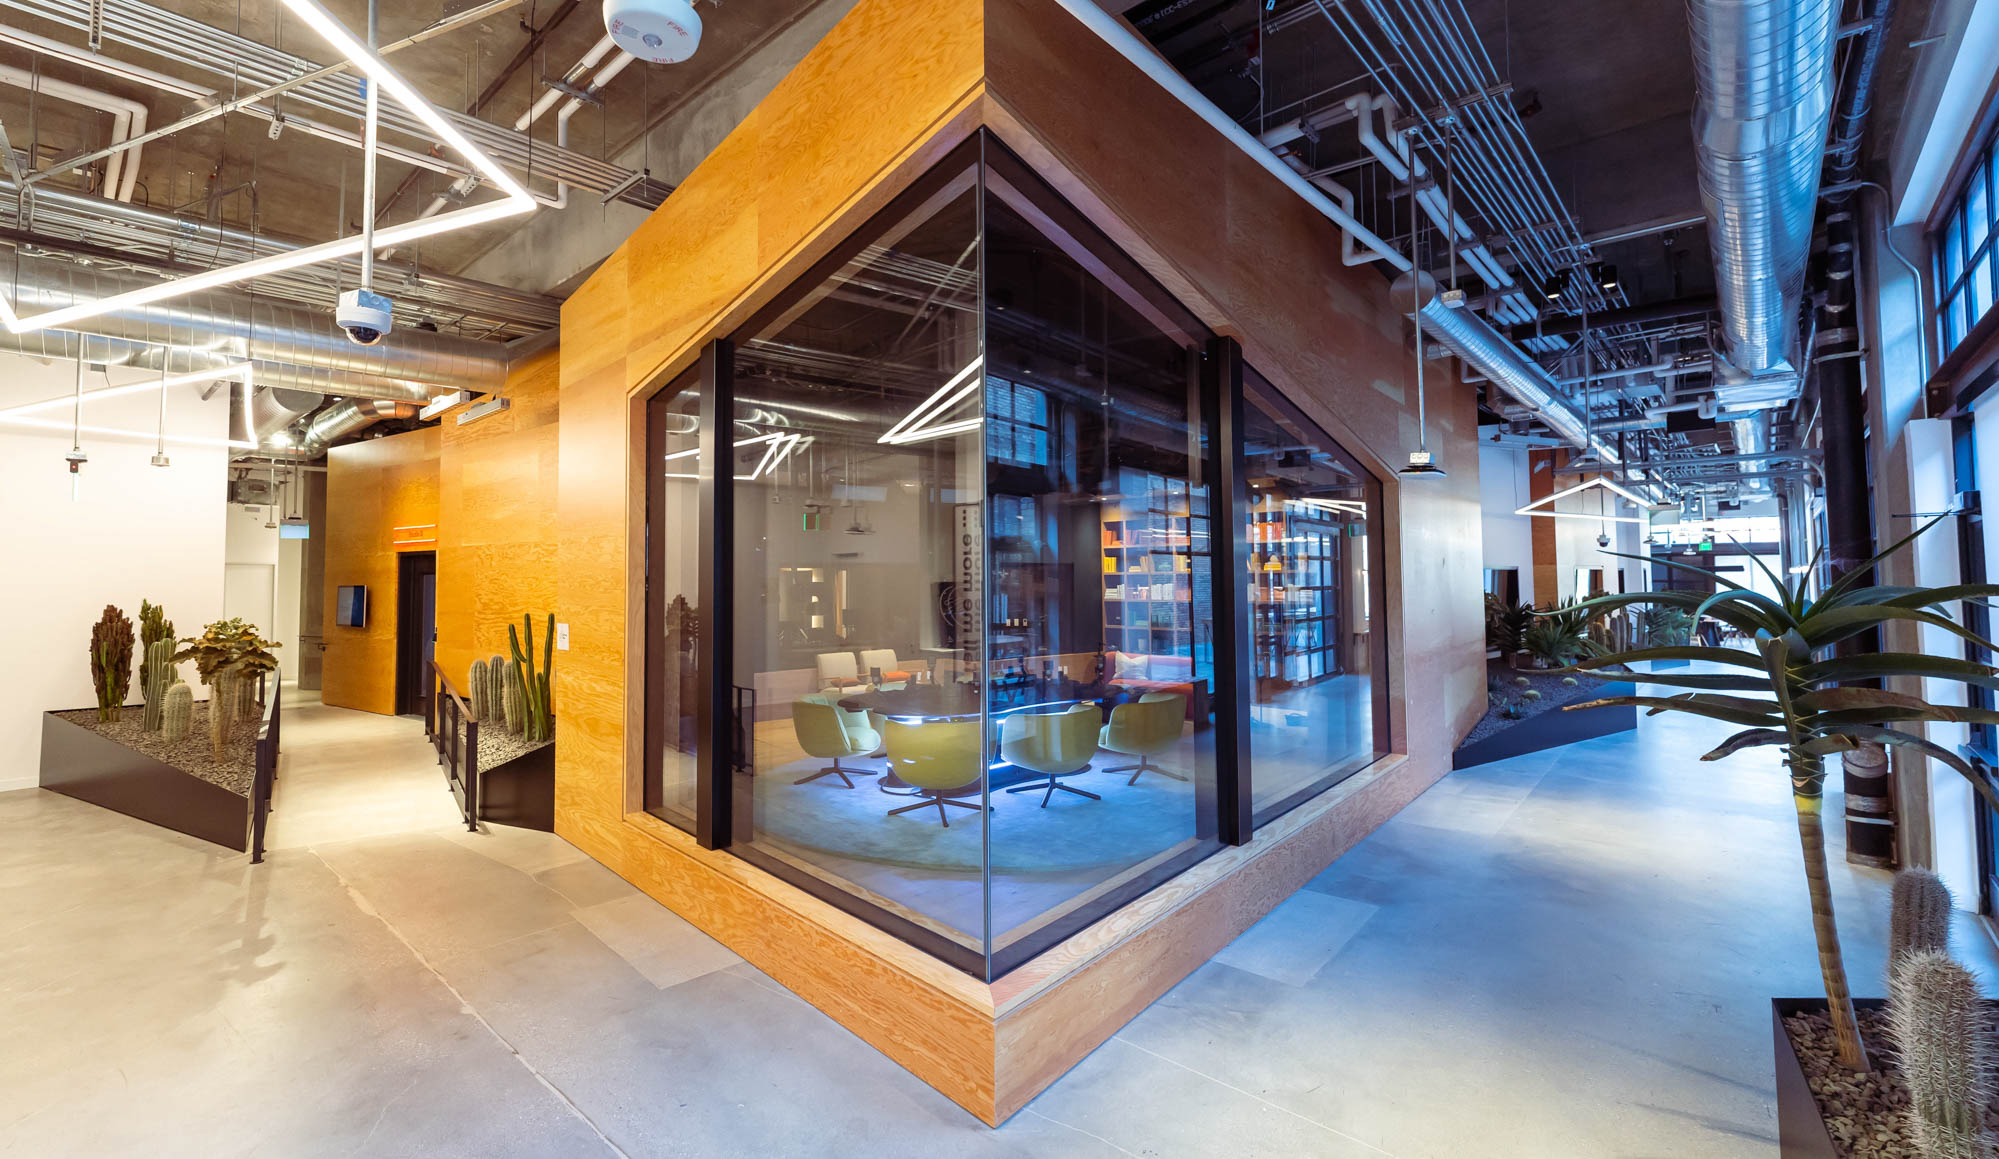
(0, 0), (824, 294)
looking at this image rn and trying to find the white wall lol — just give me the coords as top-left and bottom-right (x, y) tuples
(0, 353), (230, 791)
(1478, 444), (1535, 605)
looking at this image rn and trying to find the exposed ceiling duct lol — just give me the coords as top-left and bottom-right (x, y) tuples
(295, 398), (414, 456)
(1398, 273), (1621, 466)
(249, 387), (325, 441)
(0, 257), (508, 400)
(1687, 0), (1841, 388)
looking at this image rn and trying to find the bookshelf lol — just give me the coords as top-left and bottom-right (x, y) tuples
(1100, 467), (1211, 666)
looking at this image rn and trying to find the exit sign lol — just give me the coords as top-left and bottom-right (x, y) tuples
(1697, 541), (1714, 552)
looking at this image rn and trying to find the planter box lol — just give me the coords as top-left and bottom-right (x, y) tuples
(1773, 997), (1887, 1158)
(1452, 681), (1637, 769)
(480, 742), (554, 832)
(39, 710), (251, 851)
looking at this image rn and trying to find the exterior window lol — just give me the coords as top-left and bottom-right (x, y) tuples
(1937, 135), (1999, 357)
(987, 378), (1049, 467)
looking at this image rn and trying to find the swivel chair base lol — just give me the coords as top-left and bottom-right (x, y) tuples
(1103, 755), (1187, 786)
(886, 796), (987, 827)
(1003, 766), (1101, 807)
(796, 759), (875, 789)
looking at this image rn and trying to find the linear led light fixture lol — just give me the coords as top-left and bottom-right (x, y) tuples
(455, 396), (510, 425)
(879, 358), (984, 447)
(1515, 476), (1653, 525)
(0, 363), (254, 418)
(0, 0), (533, 335)
(663, 432), (809, 481)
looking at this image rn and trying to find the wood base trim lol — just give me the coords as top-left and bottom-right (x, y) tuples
(565, 748), (1440, 1126)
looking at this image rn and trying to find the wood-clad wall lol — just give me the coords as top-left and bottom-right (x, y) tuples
(551, 0), (1487, 1123)
(438, 347), (561, 688)
(321, 427), (440, 714)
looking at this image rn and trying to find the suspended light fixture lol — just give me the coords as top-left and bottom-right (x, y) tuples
(65, 354), (87, 500)
(1595, 263), (1619, 292)
(1541, 271), (1568, 302)
(1396, 174), (1444, 479)
(0, 0), (534, 337)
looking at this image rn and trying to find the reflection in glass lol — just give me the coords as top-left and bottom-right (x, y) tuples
(726, 159), (990, 964)
(646, 369), (702, 831)
(1242, 372), (1383, 825)
(981, 183), (1217, 967)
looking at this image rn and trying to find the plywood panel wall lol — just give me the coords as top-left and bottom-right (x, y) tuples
(438, 347), (561, 693)
(321, 427), (441, 715)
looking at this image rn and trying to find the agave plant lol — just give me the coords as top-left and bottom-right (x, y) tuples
(1565, 519), (1999, 1074)
(1522, 599), (1603, 668)
(1484, 594), (1533, 654)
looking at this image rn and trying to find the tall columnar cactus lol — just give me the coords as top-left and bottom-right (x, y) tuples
(508, 613), (556, 743)
(503, 664), (523, 735)
(469, 658), (491, 721)
(486, 656), (506, 725)
(138, 600), (173, 695)
(1892, 868), (1955, 973)
(1889, 950), (1996, 1159)
(161, 682), (193, 742)
(89, 605), (135, 723)
(209, 670), (236, 761)
(141, 639), (177, 732)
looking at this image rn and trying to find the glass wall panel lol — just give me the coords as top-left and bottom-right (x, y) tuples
(980, 159), (1219, 971)
(1241, 369), (1385, 826)
(645, 368), (702, 831)
(726, 155), (991, 967)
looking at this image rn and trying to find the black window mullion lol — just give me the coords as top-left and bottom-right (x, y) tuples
(694, 339), (735, 850)
(1203, 336), (1254, 846)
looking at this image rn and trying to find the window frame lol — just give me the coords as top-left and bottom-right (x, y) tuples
(1935, 131), (1999, 359)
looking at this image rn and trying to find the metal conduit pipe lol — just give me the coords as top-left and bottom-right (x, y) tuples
(1688, 0), (1841, 381)
(0, 259), (506, 398)
(1399, 274), (1620, 464)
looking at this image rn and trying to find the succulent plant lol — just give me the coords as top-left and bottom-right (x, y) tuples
(1889, 950), (1995, 1159)
(1500, 703), (1527, 720)
(469, 658), (491, 721)
(138, 599), (174, 692)
(161, 682), (193, 742)
(1561, 676), (1579, 687)
(1891, 868), (1954, 973)
(508, 613), (556, 744)
(209, 671), (236, 761)
(1513, 676), (1530, 688)
(89, 605), (135, 723)
(1520, 689), (1541, 701)
(141, 638), (177, 731)
(486, 655), (506, 723)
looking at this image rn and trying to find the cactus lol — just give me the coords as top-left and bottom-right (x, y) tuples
(235, 671), (259, 718)
(1889, 950), (1996, 1159)
(469, 658), (491, 721)
(1893, 868), (1955, 972)
(89, 605), (135, 722)
(138, 600), (174, 697)
(503, 664), (523, 734)
(209, 670), (236, 760)
(141, 639), (177, 731)
(508, 613), (556, 743)
(162, 682), (193, 741)
(487, 656), (506, 723)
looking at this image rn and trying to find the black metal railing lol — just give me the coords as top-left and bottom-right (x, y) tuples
(250, 667), (282, 864)
(429, 660), (479, 832)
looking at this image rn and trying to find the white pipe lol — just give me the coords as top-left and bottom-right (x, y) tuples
(546, 51), (635, 211)
(0, 64), (146, 201)
(513, 34), (619, 132)
(1047, 0), (1407, 270)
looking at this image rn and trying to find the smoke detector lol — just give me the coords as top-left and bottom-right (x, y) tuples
(604, 0), (701, 63)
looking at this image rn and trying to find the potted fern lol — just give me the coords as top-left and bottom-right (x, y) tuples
(1564, 520), (1999, 1148)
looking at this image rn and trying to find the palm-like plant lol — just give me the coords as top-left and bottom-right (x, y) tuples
(1565, 520), (1999, 1074)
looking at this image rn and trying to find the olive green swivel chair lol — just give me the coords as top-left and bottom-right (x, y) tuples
(882, 717), (986, 826)
(1000, 703), (1103, 807)
(790, 695), (881, 788)
(1099, 691), (1189, 785)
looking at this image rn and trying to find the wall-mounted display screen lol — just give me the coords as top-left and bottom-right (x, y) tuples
(335, 585), (368, 627)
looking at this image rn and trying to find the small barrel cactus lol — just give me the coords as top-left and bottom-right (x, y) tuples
(1892, 868), (1954, 971)
(162, 682), (194, 742)
(141, 638), (177, 731)
(469, 658), (491, 721)
(1561, 676), (1579, 687)
(1520, 689), (1541, 701)
(1889, 949), (1995, 1159)
(1513, 676), (1530, 687)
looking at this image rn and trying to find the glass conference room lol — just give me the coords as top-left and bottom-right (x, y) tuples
(645, 133), (1387, 980)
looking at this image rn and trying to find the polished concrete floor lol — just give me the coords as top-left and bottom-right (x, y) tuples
(6, 685), (1997, 1156)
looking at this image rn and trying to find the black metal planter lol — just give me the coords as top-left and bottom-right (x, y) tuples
(39, 710), (252, 851)
(1772, 997), (1887, 1159)
(1452, 681), (1638, 769)
(479, 742), (555, 832)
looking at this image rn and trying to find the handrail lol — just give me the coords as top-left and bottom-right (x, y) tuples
(249, 665), (281, 863)
(428, 659), (479, 832)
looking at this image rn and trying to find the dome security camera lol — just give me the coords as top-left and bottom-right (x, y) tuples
(336, 289), (393, 346)
(1597, 531), (1612, 548)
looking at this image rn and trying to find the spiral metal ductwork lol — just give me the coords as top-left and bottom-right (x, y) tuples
(1688, 0), (1841, 384)
(0, 256), (508, 400)
(249, 387), (325, 441)
(296, 398), (414, 455)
